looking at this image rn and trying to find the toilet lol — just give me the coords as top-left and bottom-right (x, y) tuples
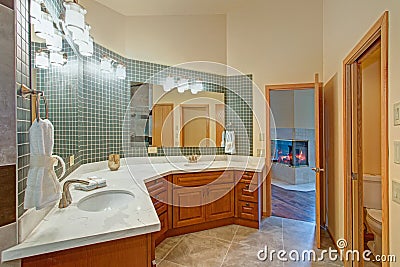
(363, 174), (382, 256)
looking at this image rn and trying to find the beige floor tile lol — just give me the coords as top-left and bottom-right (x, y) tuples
(192, 224), (239, 242)
(233, 225), (283, 249)
(221, 242), (283, 267)
(156, 235), (185, 262)
(260, 216), (283, 233)
(158, 260), (188, 267)
(164, 234), (231, 267)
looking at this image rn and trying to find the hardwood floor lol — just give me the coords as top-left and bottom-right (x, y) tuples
(271, 184), (315, 223)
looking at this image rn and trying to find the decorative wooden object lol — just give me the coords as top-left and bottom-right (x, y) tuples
(108, 154), (120, 171)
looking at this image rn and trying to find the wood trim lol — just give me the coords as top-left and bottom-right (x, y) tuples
(266, 83), (320, 91)
(265, 78), (324, 243)
(342, 11), (389, 267)
(314, 73), (321, 249)
(152, 103), (174, 147)
(327, 227), (340, 251)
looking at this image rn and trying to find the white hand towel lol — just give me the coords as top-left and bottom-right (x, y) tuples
(221, 130), (226, 147)
(224, 131), (236, 155)
(24, 119), (66, 210)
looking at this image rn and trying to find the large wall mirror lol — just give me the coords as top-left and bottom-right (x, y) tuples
(130, 82), (226, 148)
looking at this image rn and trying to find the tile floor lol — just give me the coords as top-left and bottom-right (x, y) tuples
(155, 216), (345, 267)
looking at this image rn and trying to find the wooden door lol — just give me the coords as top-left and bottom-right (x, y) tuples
(173, 187), (206, 228)
(351, 62), (364, 265)
(181, 105), (209, 147)
(206, 184), (234, 221)
(313, 73), (324, 248)
(152, 104), (174, 147)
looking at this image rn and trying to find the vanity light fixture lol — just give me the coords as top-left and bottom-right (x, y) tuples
(63, 1), (87, 36)
(35, 12), (53, 40)
(72, 23), (90, 47)
(46, 29), (63, 52)
(79, 36), (94, 56)
(50, 51), (68, 67)
(163, 76), (175, 92)
(35, 50), (50, 69)
(100, 55), (113, 73)
(30, 0), (43, 25)
(190, 80), (204, 94)
(177, 78), (189, 93)
(116, 63), (127, 80)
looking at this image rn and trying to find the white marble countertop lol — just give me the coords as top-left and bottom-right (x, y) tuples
(2, 155), (266, 262)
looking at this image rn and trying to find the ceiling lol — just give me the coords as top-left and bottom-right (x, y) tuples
(92, 0), (244, 16)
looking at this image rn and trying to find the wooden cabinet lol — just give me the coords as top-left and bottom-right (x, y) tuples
(22, 234), (152, 267)
(236, 171), (260, 223)
(145, 177), (170, 247)
(173, 187), (206, 228)
(206, 183), (235, 221)
(172, 172), (235, 228)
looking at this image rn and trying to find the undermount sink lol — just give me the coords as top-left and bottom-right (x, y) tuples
(77, 190), (135, 212)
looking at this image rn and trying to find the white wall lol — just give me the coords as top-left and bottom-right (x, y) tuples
(226, 0), (323, 156)
(323, 0), (400, 259)
(81, 0), (227, 69)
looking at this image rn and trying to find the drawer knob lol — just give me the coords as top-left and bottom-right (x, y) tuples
(245, 203), (250, 207)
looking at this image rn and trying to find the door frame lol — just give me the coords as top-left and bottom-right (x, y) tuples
(152, 103), (174, 147)
(343, 11), (389, 266)
(180, 104), (210, 147)
(265, 76), (324, 246)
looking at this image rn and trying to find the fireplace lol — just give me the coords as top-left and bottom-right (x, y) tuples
(271, 139), (309, 167)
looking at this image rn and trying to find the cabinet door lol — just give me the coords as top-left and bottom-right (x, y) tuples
(206, 184), (234, 221)
(173, 187), (206, 228)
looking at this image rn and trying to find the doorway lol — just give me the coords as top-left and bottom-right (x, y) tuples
(343, 12), (389, 267)
(266, 74), (325, 247)
(180, 105), (210, 147)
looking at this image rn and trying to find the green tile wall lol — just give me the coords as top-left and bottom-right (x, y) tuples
(17, 0), (254, 217)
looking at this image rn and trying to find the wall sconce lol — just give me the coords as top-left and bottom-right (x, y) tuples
(35, 50), (50, 69)
(63, 1), (87, 36)
(79, 36), (94, 56)
(72, 23), (90, 47)
(163, 76), (175, 92)
(34, 12), (53, 40)
(116, 63), (127, 80)
(190, 79), (204, 94)
(177, 78), (189, 93)
(30, 0), (43, 25)
(46, 29), (63, 52)
(100, 56), (113, 73)
(50, 52), (68, 67)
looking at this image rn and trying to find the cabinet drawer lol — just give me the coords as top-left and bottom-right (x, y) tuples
(237, 201), (258, 221)
(173, 171), (234, 187)
(236, 183), (258, 203)
(237, 171), (257, 184)
(153, 211), (169, 241)
(146, 178), (167, 195)
(151, 191), (168, 216)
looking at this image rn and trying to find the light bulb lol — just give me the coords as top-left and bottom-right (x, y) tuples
(116, 64), (126, 80)
(79, 36), (94, 56)
(100, 56), (113, 73)
(64, 2), (87, 36)
(35, 51), (49, 69)
(35, 12), (53, 40)
(30, 0), (43, 25)
(46, 29), (63, 52)
(50, 51), (64, 67)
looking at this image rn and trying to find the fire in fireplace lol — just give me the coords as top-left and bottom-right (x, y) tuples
(271, 139), (309, 167)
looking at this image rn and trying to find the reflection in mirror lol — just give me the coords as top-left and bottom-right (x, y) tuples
(129, 82), (225, 148)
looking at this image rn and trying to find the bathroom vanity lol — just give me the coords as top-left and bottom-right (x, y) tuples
(2, 157), (268, 267)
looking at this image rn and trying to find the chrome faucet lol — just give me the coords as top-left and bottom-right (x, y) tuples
(59, 179), (90, 209)
(188, 154), (199, 163)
